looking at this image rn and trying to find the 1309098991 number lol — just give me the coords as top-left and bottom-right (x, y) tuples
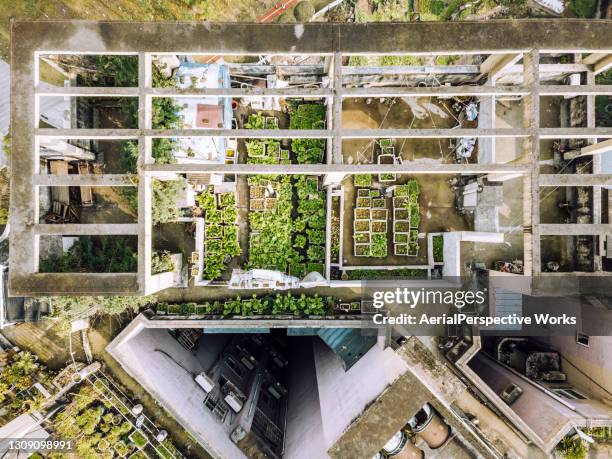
(7, 440), (74, 451)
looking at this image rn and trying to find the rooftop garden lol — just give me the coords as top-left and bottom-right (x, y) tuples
(39, 236), (138, 273)
(48, 376), (183, 459)
(155, 293), (337, 317)
(247, 175), (326, 277)
(393, 180), (420, 257)
(243, 101), (327, 165)
(245, 113), (289, 164)
(353, 186), (388, 258)
(0, 351), (54, 427)
(289, 103), (326, 164)
(197, 187), (242, 280)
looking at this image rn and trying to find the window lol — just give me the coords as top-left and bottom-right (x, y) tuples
(552, 388), (587, 400)
(204, 393), (229, 422)
(576, 333), (589, 347)
(226, 355), (245, 378)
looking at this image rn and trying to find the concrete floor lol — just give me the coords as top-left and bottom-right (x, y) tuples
(495, 98), (525, 164)
(539, 186), (572, 224)
(540, 96), (563, 128)
(341, 98), (471, 165)
(460, 176), (525, 270)
(79, 188), (137, 224)
(153, 222), (195, 258)
(227, 175), (250, 278)
(341, 173), (471, 267)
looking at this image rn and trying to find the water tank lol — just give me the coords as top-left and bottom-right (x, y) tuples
(408, 404), (450, 450)
(382, 431), (407, 456)
(195, 372), (215, 393)
(224, 392), (243, 413)
(381, 431), (424, 459)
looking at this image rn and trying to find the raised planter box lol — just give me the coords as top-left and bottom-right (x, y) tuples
(354, 220), (370, 233)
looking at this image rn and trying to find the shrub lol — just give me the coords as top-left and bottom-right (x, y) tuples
(120, 140), (139, 173)
(347, 269), (427, 280)
(152, 179), (183, 225)
(433, 235), (444, 262)
(568, 0), (598, 18)
(39, 236), (137, 273)
(294, 1), (315, 21)
(152, 138), (176, 164)
(278, 10), (297, 22)
(152, 251), (175, 274)
(557, 435), (587, 459)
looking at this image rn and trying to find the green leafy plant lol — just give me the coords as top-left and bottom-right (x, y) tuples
(346, 269), (427, 280)
(433, 235), (444, 262)
(557, 435), (587, 459)
(370, 233), (388, 258)
(152, 179), (183, 225)
(245, 113), (266, 129)
(39, 236), (138, 273)
(197, 188), (241, 280)
(290, 104), (326, 164)
(354, 174), (373, 187)
(152, 251), (175, 274)
(307, 245), (325, 262)
(294, 234), (307, 249)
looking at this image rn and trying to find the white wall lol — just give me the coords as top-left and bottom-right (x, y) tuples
(284, 339), (327, 459)
(536, 336), (612, 401)
(109, 328), (244, 459)
(313, 337), (408, 449)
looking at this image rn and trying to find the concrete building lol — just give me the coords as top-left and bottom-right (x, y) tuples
(444, 333), (612, 455)
(7, 20), (612, 297)
(109, 313), (610, 458)
(107, 315), (489, 458)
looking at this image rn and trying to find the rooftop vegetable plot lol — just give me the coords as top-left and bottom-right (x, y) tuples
(0, 352), (54, 427)
(393, 180), (420, 256)
(244, 103), (326, 165)
(245, 113), (290, 164)
(289, 103), (327, 164)
(247, 175), (326, 277)
(351, 177), (421, 259)
(353, 187), (388, 258)
(50, 378), (183, 459)
(198, 187), (242, 280)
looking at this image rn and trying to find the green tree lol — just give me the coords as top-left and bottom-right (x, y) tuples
(294, 1), (315, 21)
(152, 179), (183, 225)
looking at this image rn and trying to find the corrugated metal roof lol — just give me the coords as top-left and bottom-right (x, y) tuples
(0, 59), (9, 136)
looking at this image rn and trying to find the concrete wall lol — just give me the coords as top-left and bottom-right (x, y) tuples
(536, 336), (612, 403)
(284, 338), (327, 459)
(313, 337), (408, 449)
(108, 327), (243, 459)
